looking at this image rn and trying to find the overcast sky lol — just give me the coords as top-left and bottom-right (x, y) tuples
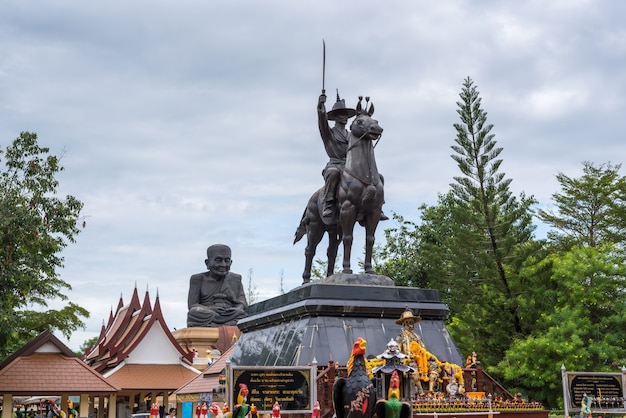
(2, 0), (624, 351)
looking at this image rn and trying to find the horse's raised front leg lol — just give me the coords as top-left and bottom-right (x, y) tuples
(340, 202), (357, 274)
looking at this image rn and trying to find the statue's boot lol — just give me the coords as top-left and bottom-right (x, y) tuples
(322, 200), (335, 218)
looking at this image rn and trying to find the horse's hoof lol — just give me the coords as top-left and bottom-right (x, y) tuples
(342, 269), (353, 274)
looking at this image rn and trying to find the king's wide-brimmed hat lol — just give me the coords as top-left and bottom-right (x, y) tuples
(395, 309), (421, 324)
(327, 93), (356, 121)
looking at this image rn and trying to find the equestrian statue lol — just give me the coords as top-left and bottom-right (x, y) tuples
(294, 92), (385, 283)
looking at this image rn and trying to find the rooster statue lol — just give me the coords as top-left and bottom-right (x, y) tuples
(333, 337), (377, 418)
(209, 403), (223, 418)
(225, 383), (250, 418)
(311, 401), (320, 418)
(271, 402), (281, 418)
(236, 383), (250, 406)
(249, 404), (258, 418)
(374, 370), (412, 418)
(151, 403), (160, 418)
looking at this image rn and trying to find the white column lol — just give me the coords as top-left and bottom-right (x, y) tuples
(561, 364), (570, 418)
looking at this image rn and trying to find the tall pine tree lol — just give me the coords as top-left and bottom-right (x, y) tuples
(376, 78), (539, 378)
(447, 77), (536, 368)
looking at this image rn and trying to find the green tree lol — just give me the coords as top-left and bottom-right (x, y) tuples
(498, 162), (626, 407)
(375, 212), (426, 288)
(76, 336), (98, 357)
(538, 161), (626, 248)
(446, 77), (537, 367)
(374, 78), (626, 409)
(376, 78), (538, 369)
(375, 196), (459, 293)
(0, 132), (89, 359)
(498, 245), (626, 408)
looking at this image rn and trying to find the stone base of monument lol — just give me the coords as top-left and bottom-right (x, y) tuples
(229, 278), (463, 367)
(172, 325), (240, 370)
(319, 272), (395, 286)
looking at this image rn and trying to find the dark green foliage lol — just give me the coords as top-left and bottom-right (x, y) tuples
(374, 212), (430, 289)
(0, 132), (89, 359)
(538, 162), (626, 248)
(446, 78), (537, 368)
(375, 78), (626, 409)
(376, 76), (538, 398)
(499, 245), (626, 407)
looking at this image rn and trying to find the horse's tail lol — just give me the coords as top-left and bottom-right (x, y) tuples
(294, 208), (308, 244)
(361, 184), (377, 211)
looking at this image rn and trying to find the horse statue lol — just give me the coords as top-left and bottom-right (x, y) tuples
(337, 97), (383, 274)
(294, 97), (383, 282)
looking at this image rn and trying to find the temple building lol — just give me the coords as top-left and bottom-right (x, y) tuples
(83, 286), (200, 416)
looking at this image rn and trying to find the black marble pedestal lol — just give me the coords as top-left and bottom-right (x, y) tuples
(229, 281), (463, 367)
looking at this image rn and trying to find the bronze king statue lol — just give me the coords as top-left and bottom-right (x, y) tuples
(294, 41), (387, 284)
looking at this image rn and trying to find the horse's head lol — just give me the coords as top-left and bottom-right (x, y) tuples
(350, 113), (383, 141)
(350, 96), (383, 141)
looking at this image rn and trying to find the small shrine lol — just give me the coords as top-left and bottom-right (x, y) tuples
(371, 339), (414, 402)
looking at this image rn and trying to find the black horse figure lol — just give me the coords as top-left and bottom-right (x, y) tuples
(295, 97), (383, 282)
(338, 98), (383, 274)
(293, 188), (341, 283)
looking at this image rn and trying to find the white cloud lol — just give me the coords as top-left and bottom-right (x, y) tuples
(524, 86), (589, 119)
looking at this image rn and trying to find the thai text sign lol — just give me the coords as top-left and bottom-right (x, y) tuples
(231, 366), (313, 413)
(565, 371), (624, 409)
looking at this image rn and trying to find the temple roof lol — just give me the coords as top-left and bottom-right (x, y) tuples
(84, 285), (195, 374)
(175, 343), (237, 395)
(105, 363), (199, 391)
(0, 331), (119, 395)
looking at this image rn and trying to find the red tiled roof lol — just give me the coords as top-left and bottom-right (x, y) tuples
(175, 343), (236, 395)
(105, 364), (198, 391)
(0, 331), (119, 395)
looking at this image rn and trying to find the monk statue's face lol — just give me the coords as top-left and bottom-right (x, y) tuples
(205, 246), (232, 279)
